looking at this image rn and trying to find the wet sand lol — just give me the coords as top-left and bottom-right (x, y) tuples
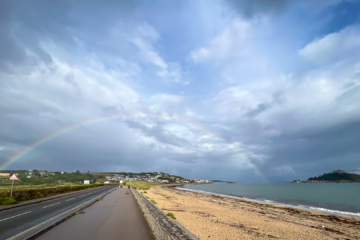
(144, 184), (360, 240)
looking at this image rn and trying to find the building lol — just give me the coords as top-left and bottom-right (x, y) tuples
(333, 169), (345, 174)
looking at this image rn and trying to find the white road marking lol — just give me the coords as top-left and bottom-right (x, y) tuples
(7, 190), (112, 240)
(43, 202), (60, 208)
(65, 198), (75, 201)
(0, 211), (32, 222)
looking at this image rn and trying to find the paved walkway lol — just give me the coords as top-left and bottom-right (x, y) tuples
(37, 187), (155, 240)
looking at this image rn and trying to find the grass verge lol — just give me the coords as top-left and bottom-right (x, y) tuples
(167, 212), (176, 219)
(0, 183), (104, 203)
(124, 181), (163, 190)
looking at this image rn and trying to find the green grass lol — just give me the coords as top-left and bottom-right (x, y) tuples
(0, 197), (17, 205)
(151, 200), (157, 204)
(0, 183), (77, 190)
(124, 181), (163, 190)
(167, 212), (176, 219)
(0, 183), (104, 202)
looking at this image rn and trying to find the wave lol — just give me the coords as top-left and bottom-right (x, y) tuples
(176, 187), (360, 218)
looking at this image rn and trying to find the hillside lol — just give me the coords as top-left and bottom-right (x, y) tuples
(308, 172), (360, 182)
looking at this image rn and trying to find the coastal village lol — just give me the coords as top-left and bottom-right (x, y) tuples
(0, 170), (213, 185)
(103, 172), (212, 184)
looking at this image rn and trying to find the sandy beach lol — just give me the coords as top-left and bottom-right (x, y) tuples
(143, 184), (360, 240)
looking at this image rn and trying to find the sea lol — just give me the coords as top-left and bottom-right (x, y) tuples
(177, 182), (360, 218)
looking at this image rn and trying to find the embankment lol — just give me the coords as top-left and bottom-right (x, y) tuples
(131, 186), (200, 240)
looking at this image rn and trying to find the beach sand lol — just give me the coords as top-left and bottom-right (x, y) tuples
(143, 184), (360, 240)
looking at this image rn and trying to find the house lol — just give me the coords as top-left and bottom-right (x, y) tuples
(26, 175), (31, 178)
(104, 181), (111, 184)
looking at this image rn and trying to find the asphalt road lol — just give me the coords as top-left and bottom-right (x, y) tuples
(0, 186), (115, 239)
(37, 187), (155, 240)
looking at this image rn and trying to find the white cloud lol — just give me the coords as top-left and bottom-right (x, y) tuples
(299, 25), (360, 65)
(191, 19), (250, 62)
(132, 23), (187, 84)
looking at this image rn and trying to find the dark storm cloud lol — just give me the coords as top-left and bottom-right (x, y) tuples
(225, 0), (291, 18)
(246, 102), (272, 118)
(245, 92), (285, 118)
(260, 119), (360, 179)
(0, 0), (145, 73)
(125, 120), (190, 147)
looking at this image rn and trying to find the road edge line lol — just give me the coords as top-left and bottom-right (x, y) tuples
(7, 187), (116, 240)
(0, 186), (107, 212)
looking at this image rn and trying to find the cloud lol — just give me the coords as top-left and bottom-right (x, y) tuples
(191, 19), (250, 62)
(299, 25), (360, 65)
(225, 0), (291, 19)
(125, 120), (190, 147)
(1, 0), (360, 182)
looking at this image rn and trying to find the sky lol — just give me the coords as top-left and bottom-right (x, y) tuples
(1, 0), (360, 182)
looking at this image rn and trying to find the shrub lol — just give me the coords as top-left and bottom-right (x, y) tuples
(0, 197), (17, 205)
(151, 200), (157, 204)
(0, 184), (104, 202)
(167, 212), (176, 219)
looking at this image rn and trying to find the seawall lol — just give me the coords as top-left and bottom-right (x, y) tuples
(130, 186), (200, 240)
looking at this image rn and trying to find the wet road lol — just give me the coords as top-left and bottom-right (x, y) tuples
(0, 186), (115, 239)
(37, 187), (155, 240)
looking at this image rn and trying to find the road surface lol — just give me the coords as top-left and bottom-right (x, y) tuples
(0, 186), (115, 239)
(37, 187), (155, 240)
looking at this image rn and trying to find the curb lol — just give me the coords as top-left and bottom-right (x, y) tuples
(7, 187), (116, 240)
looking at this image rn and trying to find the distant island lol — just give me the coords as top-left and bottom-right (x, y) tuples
(292, 169), (360, 183)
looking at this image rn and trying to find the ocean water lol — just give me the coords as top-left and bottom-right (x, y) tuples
(177, 182), (360, 217)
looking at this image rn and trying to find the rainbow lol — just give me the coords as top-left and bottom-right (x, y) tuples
(0, 114), (266, 181)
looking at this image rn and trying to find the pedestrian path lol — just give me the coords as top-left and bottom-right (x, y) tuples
(37, 187), (155, 240)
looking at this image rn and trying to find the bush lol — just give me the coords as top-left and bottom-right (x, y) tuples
(151, 200), (157, 204)
(0, 184), (104, 202)
(0, 197), (17, 205)
(167, 212), (176, 219)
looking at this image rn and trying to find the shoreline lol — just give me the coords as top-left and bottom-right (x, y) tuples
(175, 184), (360, 218)
(143, 183), (360, 239)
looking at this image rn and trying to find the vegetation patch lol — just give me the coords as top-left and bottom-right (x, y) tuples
(0, 183), (104, 202)
(151, 200), (157, 204)
(167, 212), (176, 219)
(125, 181), (163, 190)
(0, 196), (17, 205)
